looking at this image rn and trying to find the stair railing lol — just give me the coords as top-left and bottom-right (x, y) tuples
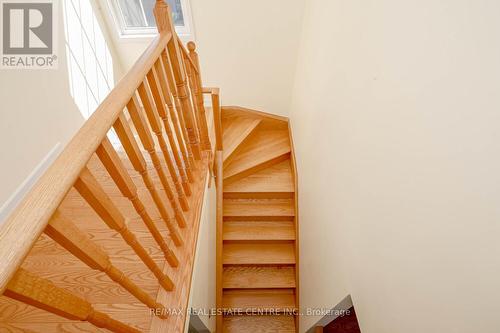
(0, 1), (216, 331)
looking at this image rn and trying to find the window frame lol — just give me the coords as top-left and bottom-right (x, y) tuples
(106, 0), (194, 39)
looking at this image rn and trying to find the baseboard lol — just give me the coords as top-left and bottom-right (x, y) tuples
(0, 142), (63, 226)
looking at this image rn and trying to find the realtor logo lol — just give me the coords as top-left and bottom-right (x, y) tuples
(1, 0), (58, 69)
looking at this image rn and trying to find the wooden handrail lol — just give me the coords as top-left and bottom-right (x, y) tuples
(0, 32), (172, 294)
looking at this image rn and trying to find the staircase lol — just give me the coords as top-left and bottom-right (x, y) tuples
(216, 107), (299, 333)
(0, 2), (216, 332)
(0, 1), (300, 332)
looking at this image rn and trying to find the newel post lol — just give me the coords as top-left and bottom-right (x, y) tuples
(188, 41), (211, 151)
(153, 0), (202, 160)
(153, 0), (170, 33)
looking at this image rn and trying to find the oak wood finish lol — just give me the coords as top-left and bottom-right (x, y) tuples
(222, 289), (296, 312)
(205, 87), (223, 151)
(223, 242), (296, 265)
(148, 67), (192, 196)
(1, 147), (209, 332)
(127, 96), (187, 228)
(4, 268), (141, 333)
(45, 211), (168, 317)
(0, 2), (218, 332)
(288, 121), (301, 332)
(219, 112), (299, 332)
(182, 51), (202, 148)
(113, 113), (184, 246)
(148, 155), (209, 333)
(0, 32), (171, 294)
(223, 266), (296, 289)
(74, 167), (174, 291)
(223, 221), (295, 241)
(223, 129), (291, 183)
(187, 42), (211, 151)
(215, 151), (224, 332)
(138, 81), (190, 211)
(222, 116), (261, 162)
(154, 0), (202, 160)
(153, 59), (194, 184)
(223, 160), (294, 199)
(96, 138), (178, 267)
(162, 50), (196, 169)
(0, 2), (300, 332)
(223, 199), (295, 220)
(223, 315), (295, 333)
(149, 69), (191, 195)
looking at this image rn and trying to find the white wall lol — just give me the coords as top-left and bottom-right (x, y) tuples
(0, 0), (123, 216)
(96, 0), (305, 116)
(291, 1), (500, 332)
(186, 178), (216, 332)
(0, 3), (84, 209)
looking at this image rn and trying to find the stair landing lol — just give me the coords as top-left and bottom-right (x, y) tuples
(0, 151), (209, 333)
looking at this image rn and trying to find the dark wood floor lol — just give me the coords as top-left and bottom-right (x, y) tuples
(324, 307), (361, 333)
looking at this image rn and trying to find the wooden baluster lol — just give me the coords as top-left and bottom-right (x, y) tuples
(145, 68), (192, 197)
(96, 138), (179, 267)
(180, 53), (205, 162)
(45, 210), (170, 317)
(183, 53), (203, 150)
(154, 57), (194, 183)
(126, 96), (188, 228)
(162, 50), (196, 169)
(154, 0), (202, 160)
(4, 268), (141, 333)
(187, 42), (211, 151)
(113, 113), (184, 246)
(138, 81), (189, 211)
(74, 167), (174, 290)
(138, 80), (190, 211)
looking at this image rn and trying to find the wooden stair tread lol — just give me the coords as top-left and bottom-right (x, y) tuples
(223, 315), (296, 333)
(223, 266), (295, 289)
(223, 129), (290, 183)
(223, 221), (295, 241)
(222, 116), (262, 162)
(223, 242), (295, 265)
(223, 199), (294, 220)
(223, 160), (294, 198)
(222, 289), (296, 311)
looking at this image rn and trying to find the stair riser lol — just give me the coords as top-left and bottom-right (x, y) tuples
(223, 241), (296, 265)
(223, 192), (294, 199)
(223, 221), (295, 241)
(223, 315), (296, 333)
(223, 216), (294, 222)
(223, 265), (296, 289)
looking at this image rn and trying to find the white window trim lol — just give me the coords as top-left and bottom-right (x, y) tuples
(105, 0), (194, 41)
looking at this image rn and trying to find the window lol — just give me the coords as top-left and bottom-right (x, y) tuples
(109, 0), (193, 38)
(63, 0), (114, 118)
